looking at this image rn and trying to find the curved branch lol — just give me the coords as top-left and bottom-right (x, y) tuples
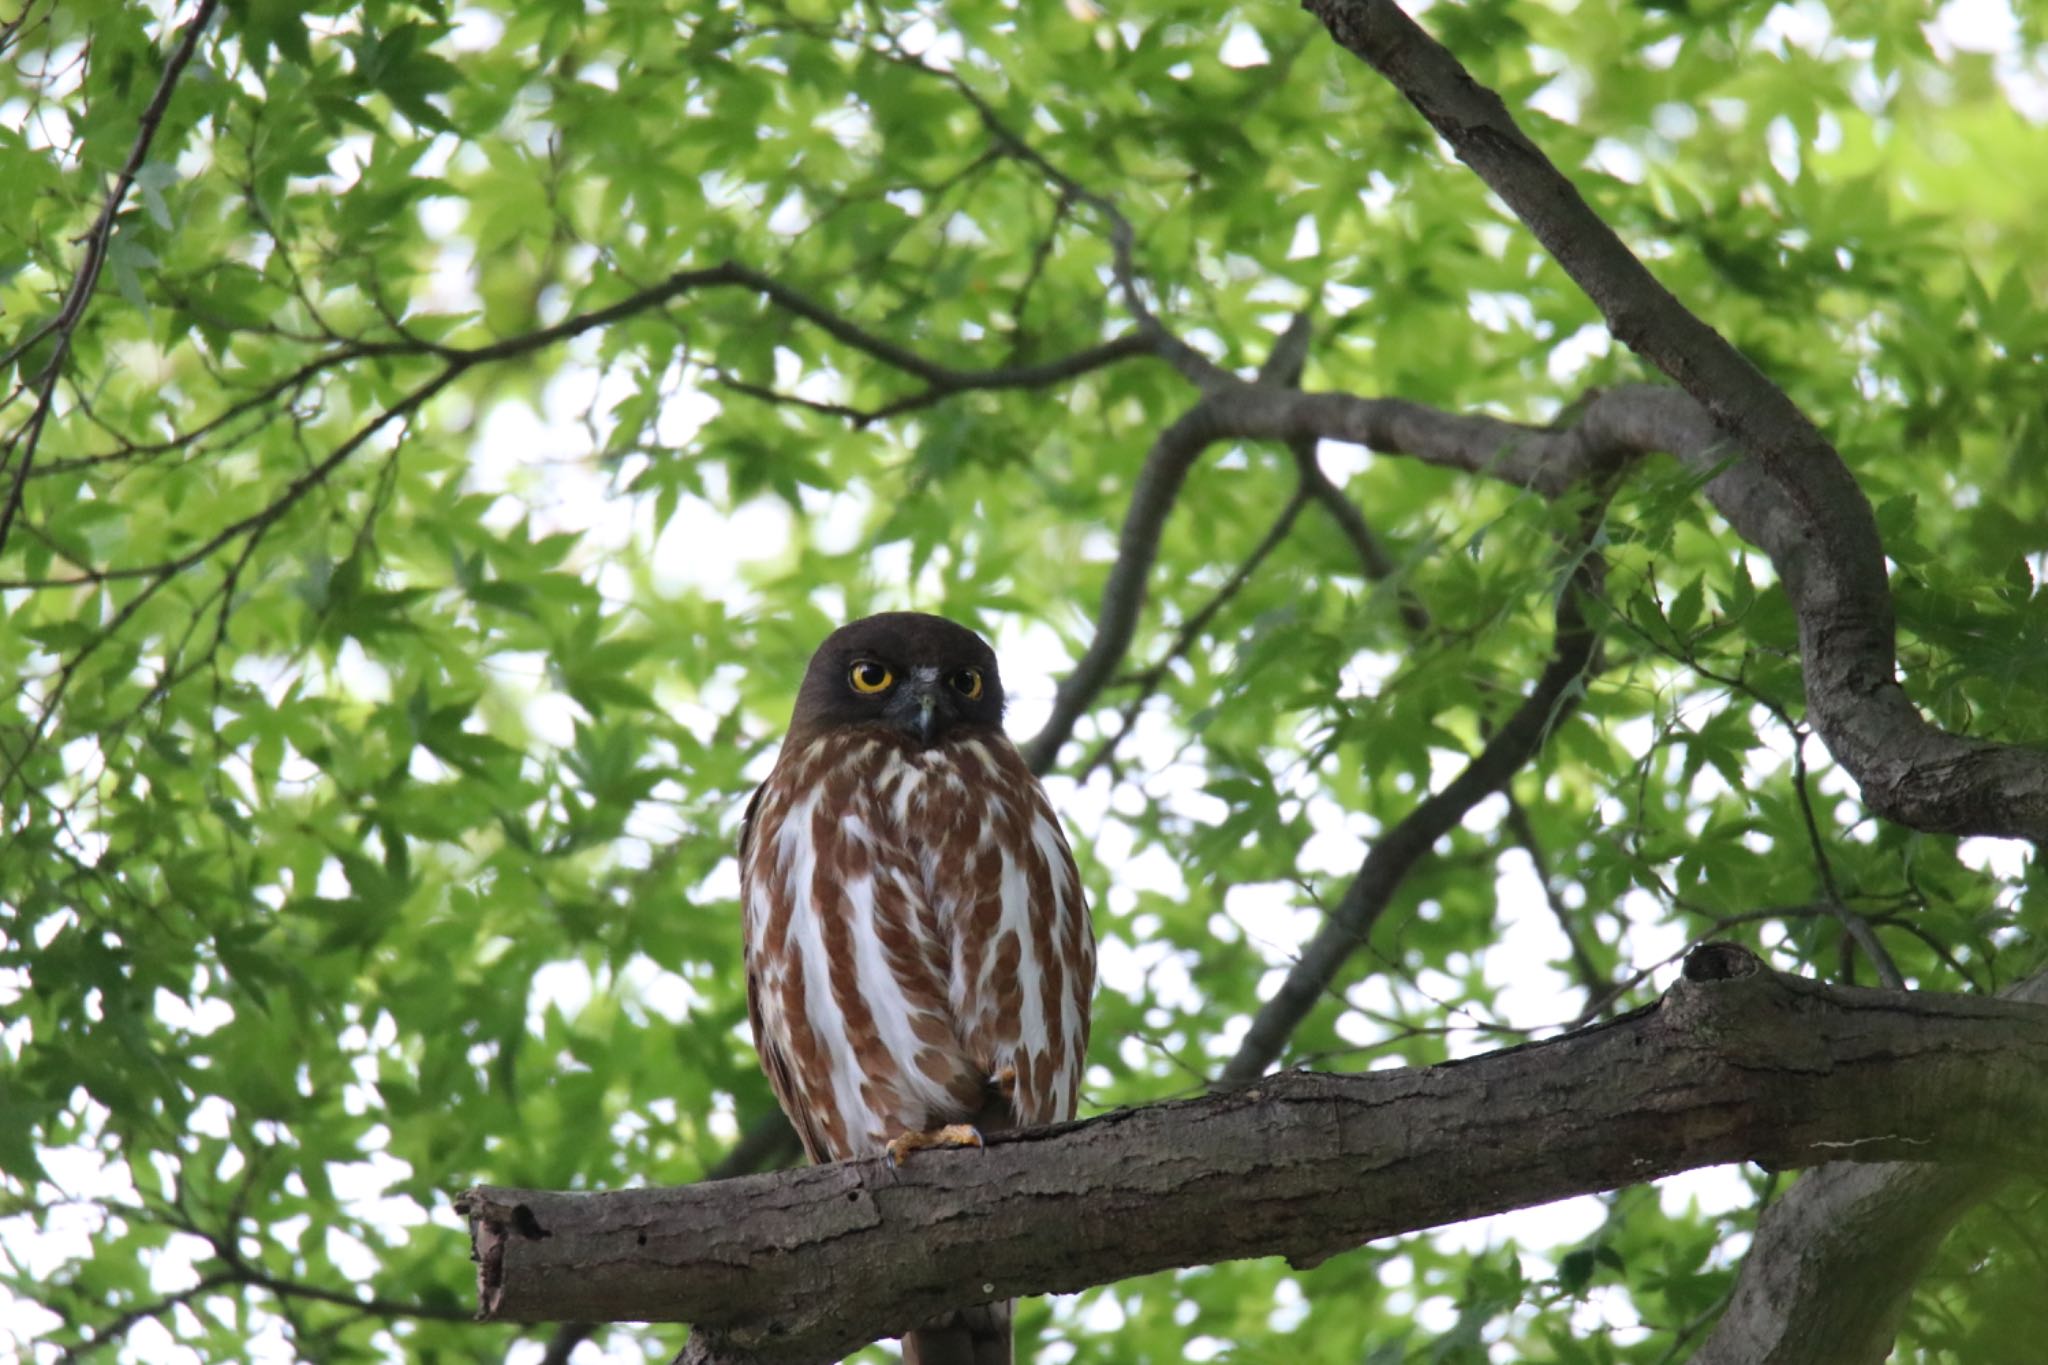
(705, 262), (1151, 394)
(1234, 314), (1610, 1038)
(1697, 1163), (1991, 1365)
(1021, 319), (1358, 775)
(1, 262), (1155, 794)
(1304, 0), (2048, 840)
(1185, 376), (1640, 495)
(1262, 309), (1431, 629)
(708, 331), (1148, 428)
(1021, 401), (1226, 774)
(1069, 313), (1338, 779)
(458, 948), (2048, 1364)
(34, 264), (1148, 492)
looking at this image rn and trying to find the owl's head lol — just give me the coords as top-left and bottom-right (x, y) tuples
(788, 612), (1006, 746)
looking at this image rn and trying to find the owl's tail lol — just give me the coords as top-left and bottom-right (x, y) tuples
(901, 1299), (1012, 1365)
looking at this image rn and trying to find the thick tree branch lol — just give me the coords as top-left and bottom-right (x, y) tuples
(1695, 1163), (1991, 1365)
(1304, 0), (2048, 840)
(522, 1115), (805, 1365)
(1688, 968), (2048, 1365)
(1159, 372), (1646, 494)
(457, 947), (2048, 1364)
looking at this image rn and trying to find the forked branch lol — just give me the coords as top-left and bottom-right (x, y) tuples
(1303, 0), (2048, 839)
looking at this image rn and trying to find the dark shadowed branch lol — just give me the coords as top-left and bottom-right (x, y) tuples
(1015, 371), (1876, 858)
(1021, 401), (1230, 774)
(22, 263), (1148, 524)
(708, 330), (1147, 427)
(58, 1274), (238, 1364)
(1070, 313), (1325, 780)
(1222, 498), (1607, 1082)
(1250, 311), (1416, 605)
(64, 1191), (478, 1361)
(457, 947), (2048, 1365)
(0, 258), (1157, 798)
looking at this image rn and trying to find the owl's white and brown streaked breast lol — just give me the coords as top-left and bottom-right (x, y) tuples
(741, 728), (1094, 1162)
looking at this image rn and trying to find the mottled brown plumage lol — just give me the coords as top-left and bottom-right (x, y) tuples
(740, 613), (1096, 1365)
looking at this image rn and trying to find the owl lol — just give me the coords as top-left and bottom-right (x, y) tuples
(740, 612), (1096, 1364)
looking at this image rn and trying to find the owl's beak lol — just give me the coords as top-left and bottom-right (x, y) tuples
(880, 671), (942, 749)
(885, 672), (947, 745)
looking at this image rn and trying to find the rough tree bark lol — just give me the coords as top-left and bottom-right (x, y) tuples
(1688, 968), (2048, 1364)
(456, 946), (2048, 1364)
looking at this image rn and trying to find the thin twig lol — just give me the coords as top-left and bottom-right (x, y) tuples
(1222, 502), (1610, 1081)
(58, 1273), (239, 1362)
(1076, 483), (1313, 780)
(1676, 650), (1907, 991)
(0, 0), (223, 557)
(867, 40), (1226, 389)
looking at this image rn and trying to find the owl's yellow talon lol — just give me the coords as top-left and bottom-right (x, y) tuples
(885, 1123), (985, 1167)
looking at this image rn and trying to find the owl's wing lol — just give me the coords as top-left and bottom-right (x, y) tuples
(737, 780), (765, 865)
(739, 780), (835, 1165)
(744, 964), (832, 1165)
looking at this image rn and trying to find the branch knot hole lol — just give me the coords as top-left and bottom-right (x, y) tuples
(1683, 941), (1762, 983)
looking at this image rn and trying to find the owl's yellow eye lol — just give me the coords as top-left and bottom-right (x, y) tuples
(848, 661), (894, 694)
(949, 668), (983, 700)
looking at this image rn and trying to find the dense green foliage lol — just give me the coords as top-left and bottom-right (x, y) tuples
(3, 1), (2045, 1361)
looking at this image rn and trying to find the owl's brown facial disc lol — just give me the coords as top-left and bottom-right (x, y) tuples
(788, 612), (1006, 747)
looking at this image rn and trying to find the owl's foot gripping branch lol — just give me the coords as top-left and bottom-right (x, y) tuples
(884, 1124), (986, 1168)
